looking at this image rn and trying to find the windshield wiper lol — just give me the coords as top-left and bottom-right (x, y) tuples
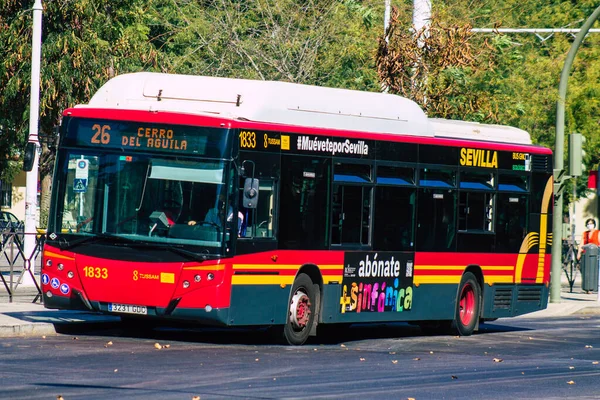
(55, 233), (214, 262)
(153, 244), (211, 262)
(56, 233), (142, 250)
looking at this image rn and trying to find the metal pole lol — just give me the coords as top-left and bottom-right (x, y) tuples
(384, 0), (391, 39)
(551, 5), (600, 303)
(413, 0), (431, 46)
(23, 0), (43, 285)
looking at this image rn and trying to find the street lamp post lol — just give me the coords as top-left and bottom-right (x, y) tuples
(23, 0), (43, 285)
(550, 5), (600, 303)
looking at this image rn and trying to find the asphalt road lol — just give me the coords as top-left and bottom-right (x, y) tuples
(1, 316), (599, 400)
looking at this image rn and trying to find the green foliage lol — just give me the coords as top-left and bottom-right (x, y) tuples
(378, 1), (600, 203)
(2, 0), (600, 212)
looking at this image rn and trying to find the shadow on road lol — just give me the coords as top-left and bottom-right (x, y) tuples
(51, 317), (533, 346)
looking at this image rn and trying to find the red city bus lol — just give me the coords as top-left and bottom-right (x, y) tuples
(42, 72), (552, 345)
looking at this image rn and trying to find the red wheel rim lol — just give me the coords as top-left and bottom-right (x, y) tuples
(459, 283), (475, 326)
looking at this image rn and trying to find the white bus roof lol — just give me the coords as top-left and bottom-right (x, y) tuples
(85, 72), (431, 137)
(83, 72), (532, 145)
(428, 118), (532, 145)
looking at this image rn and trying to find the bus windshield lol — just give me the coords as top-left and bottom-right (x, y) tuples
(50, 150), (235, 255)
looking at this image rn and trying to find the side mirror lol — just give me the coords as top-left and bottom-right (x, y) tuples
(22, 142), (36, 172)
(243, 178), (259, 208)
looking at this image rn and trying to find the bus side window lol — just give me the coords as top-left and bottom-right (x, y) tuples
(240, 180), (276, 238)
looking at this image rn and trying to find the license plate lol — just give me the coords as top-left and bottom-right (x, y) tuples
(108, 303), (147, 315)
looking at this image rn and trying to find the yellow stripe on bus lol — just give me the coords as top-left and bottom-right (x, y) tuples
(232, 275), (295, 285)
(417, 265), (514, 271)
(414, 276), (462, 284)
(183, 265), (226, 271)
(232, 274), (343, 285)
(232, 264), (343, 270)
(415, 275), (514, 285)
(44, 251), (75, 261)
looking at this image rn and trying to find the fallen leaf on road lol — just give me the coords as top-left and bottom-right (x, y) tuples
(429, 351), (434, 354)
(567, 381), (575, 385)
(72, 337), (78, 340)
(192, 396), (200, 400)
(493, 358), (503, 363)
(57, 396), (64, 400)
(569, 366), (575, 370)
(255, 358), (259, 361)
(451, 375), (458, 380)
(114, 369), (118, 373)
(408, 398), (416, 400)
(389, 351), (396, 354)
(154, 343), (162, 350)
(413, 357), (421, 361)
(585, 345), (593, 348)
(104, 341), (113, 348)
(392, 360), (398, 364)
(360, 358), (366, 361)
(164, 344), (171, 349)
(593, 361), (599, 365)
(341, 344), (346, 348)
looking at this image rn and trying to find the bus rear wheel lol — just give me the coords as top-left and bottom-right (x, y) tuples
(282, 273), (316, 346)
(451, 271), (481, 336)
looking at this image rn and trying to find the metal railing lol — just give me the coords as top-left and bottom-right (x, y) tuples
(0, 230), (44, 303)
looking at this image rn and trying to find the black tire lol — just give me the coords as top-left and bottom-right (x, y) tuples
(451, 272), (481, 336)
(282, 273), (316, 346)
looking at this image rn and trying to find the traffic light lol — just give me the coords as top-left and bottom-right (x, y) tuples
(568, 132), (584, 177)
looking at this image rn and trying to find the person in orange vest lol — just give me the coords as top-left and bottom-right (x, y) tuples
(577, 218), (600, 260)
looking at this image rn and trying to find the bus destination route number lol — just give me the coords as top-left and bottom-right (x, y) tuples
(240, 130), (257, 149)
(239, 130), (282, 151)
(85, 123), (189, 151)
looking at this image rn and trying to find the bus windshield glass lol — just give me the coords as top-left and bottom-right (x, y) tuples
(51, 151), (235, 254)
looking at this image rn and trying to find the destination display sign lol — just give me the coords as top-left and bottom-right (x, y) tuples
(238, 130), (375, 159)
(460, 147), (532, 171)
(237, 130), (538, 169)
(65, 118), (231, 157)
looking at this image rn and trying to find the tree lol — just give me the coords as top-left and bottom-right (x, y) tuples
(145, 0), (378, 88)
(0, 0), (164, 226)
(375, 2), (600, 204)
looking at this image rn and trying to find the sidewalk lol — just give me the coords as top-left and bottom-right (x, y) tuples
(0, 274), (120, 337)
(0, 274), (599, 338)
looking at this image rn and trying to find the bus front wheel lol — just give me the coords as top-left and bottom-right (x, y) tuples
(282, 273), (316, 346)
(451, 271), (481, 336)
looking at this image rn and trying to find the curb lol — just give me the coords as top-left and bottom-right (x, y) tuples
(0, 322), (59, 337)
